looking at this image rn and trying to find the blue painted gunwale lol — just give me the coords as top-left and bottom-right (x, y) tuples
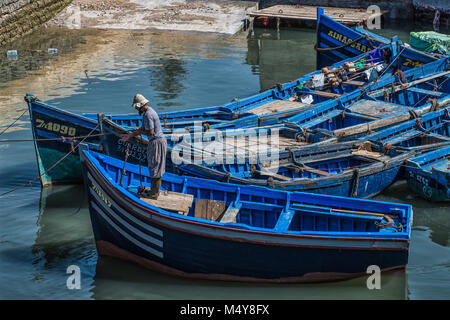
(405, 145), (450, 202)
(82, 149), (412, 282)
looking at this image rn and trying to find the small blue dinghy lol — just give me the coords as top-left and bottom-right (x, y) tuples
(81, 148), (412, 283)
(405, 145), (450, 202)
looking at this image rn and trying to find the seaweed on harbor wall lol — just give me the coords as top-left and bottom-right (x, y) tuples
(0, 0), (73, 47)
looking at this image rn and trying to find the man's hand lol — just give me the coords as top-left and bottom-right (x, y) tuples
(120, 133), (133, 142)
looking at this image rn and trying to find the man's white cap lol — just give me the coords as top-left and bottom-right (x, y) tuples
(132, 94), (149, 108)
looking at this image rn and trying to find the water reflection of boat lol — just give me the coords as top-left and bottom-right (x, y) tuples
(92, 255), (408, 300)
(33, 185), (96, 278)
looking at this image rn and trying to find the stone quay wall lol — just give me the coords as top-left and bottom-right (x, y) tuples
(0, 0), (73, 47)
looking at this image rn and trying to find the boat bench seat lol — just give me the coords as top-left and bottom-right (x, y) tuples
(141, 191), (194, 215)
(385, 129), (421, 145)
(302, 109), (343, 129)
(273, 210), (294, 232)
(407, 87), (445, 98)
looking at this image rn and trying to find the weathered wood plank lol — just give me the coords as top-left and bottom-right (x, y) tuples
(311, 90), (341, 99)
(220, 205), (240, 223)
(141, 191), (194, 215)
(257, 169), (292, 181)
(248, 5), (383, 24)
(249, 100), (309, 116)
(342, 80), (366, 86)
(301, 165), (331, 176)
(194, 199), (227, 221)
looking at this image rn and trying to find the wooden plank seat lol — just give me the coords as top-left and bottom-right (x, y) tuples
(141, 191), (194, 215)
(256, 169), (293, 181)
(249, 99), (309, 116)
(299, 164), (332, 176)
(347, 99), (411, 119)
(219, 203), (242, 223)
(351, 149), (390, 161)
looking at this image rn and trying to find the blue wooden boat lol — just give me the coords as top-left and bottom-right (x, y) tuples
(315, 8), (442, 69)
(405, 145), (450, 202)
(176, 140), (414, 198)
(81, 148), (412, 283)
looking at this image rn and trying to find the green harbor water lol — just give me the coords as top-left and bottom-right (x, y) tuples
(0, 20), (449, 300)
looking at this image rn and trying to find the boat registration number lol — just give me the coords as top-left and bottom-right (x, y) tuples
(36, 118), (76, 137)
(408, 171), (429, 186)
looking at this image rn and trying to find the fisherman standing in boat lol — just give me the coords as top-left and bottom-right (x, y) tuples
(120, 94), (167, 200)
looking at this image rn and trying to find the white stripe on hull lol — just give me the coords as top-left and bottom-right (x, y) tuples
(89, 189), (163, 248)
(91, 201), (164, 259)
(89, 176), (162, 237)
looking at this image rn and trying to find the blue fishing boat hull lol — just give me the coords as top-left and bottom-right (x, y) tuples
(26, 96), (102, 186)
(405, 145), (450, 202)
(179, 162), (404, 199)
(82, 149), (412, 282)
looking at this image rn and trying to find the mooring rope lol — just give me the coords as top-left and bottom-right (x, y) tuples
(0, 109), (28, 137)
(0, 132), (113, 143)
(0, 124), (99, 198)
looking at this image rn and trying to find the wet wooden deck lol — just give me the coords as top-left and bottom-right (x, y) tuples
(248, 5), (383, 26)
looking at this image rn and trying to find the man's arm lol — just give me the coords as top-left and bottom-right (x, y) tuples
(120, 125), (154, 142)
